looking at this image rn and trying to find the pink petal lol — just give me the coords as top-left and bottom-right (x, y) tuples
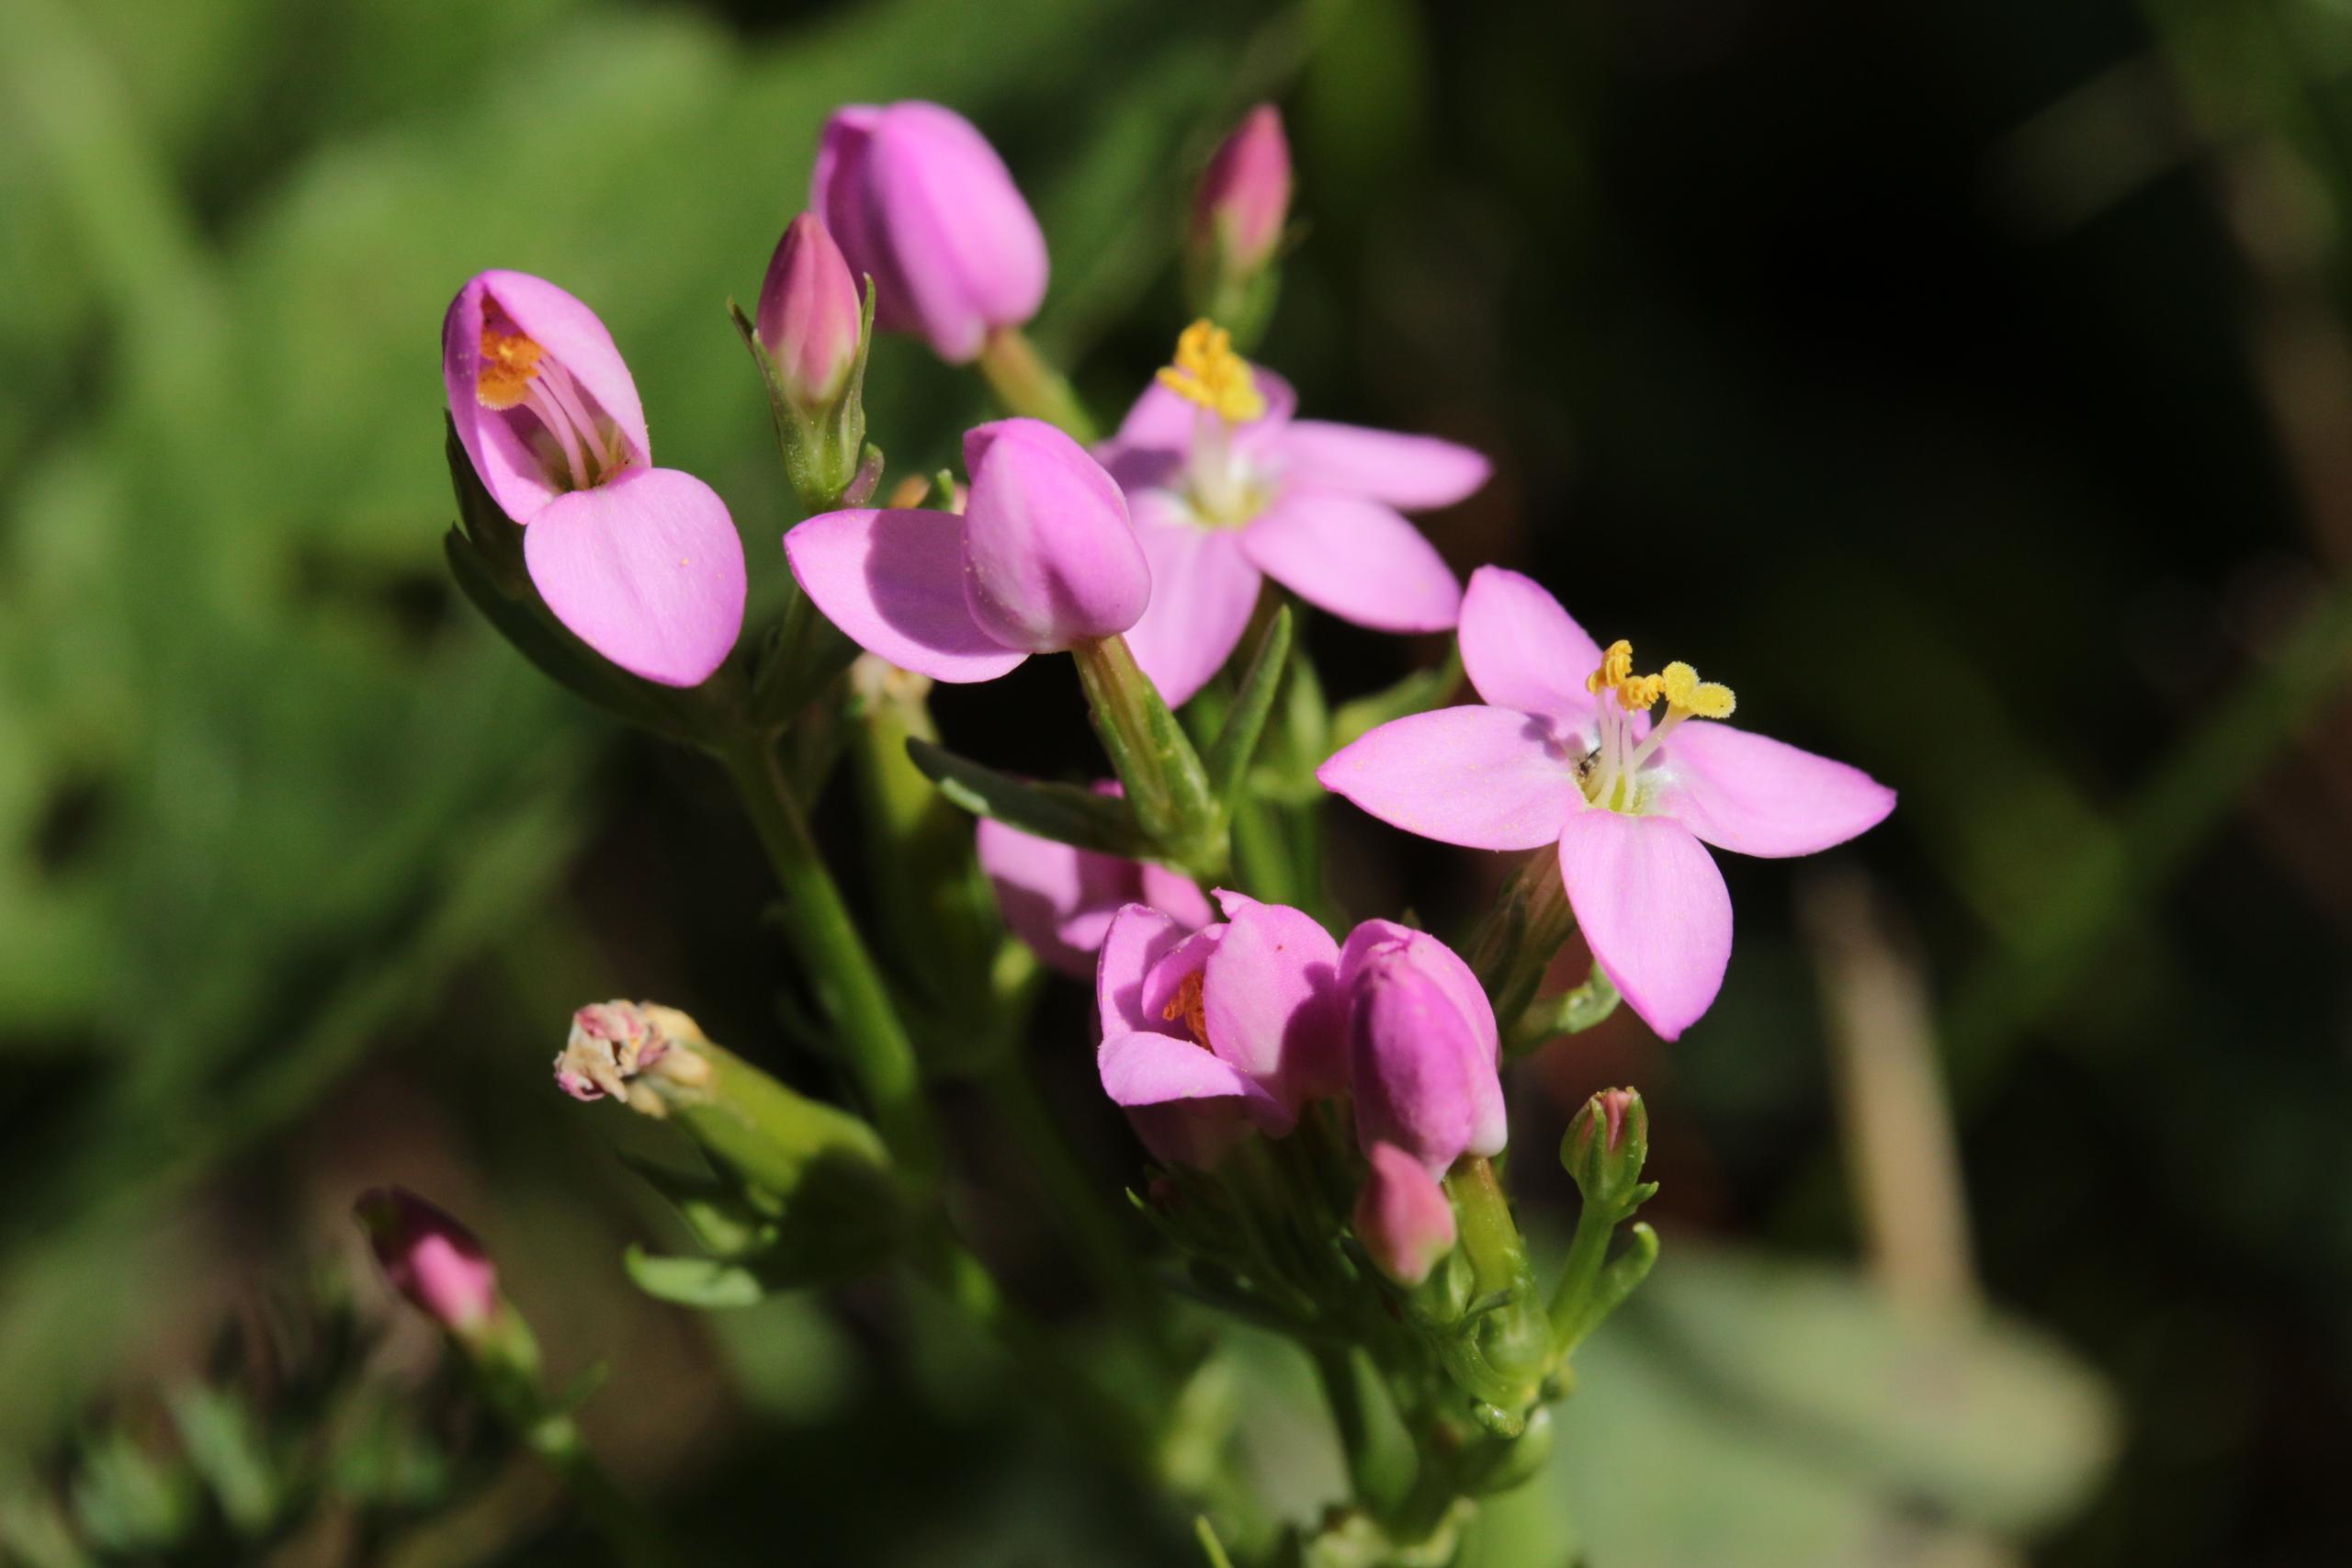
(480, 271), (650, 469)
(1241, 491), (1460, 633)
(1338, 919), (1500, 1066)
(1203, 894), (1345, 1102)
(783, 508), (1026, 683)
(1118, 496), (1263, 707)
(1136, 862), (1216, 931)
(1649, 722), (1897, 859)
(1317, 706), (1581, 851)
(1354, 1143), (1457, 1285)
(1457, 566), (1605, 726)
(1340, 921), (1505, 1167)
(868, 103), (1048, 364)
(1098, 1031), (1292, 1133)
(1556, 810), (1732, 1042)
(443, 279), (555, 524)
(1097, 903), (1190, 1038)
(1110, 371), (1297, 456)
(1272, 421), (1489, 512)
(1141, 924), (1228, 1026)
(810, 107), (911, 333)
(1125, 1101), (1253, 1169)
(977, 818), (1111, 977)
(521, 468), (745, 688)
(960, 420), (1150, 651)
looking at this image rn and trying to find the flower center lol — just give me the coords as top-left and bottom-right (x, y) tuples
(1157, 320), (1272, 526)
(1579, 638), (1736, 812)
(1162, 969), (1212, 1049)
(477, 318), (628, 492)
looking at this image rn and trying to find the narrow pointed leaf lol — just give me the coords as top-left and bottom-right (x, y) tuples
(1206, 604), (1293, 808)
(905, 739), (1152, 856)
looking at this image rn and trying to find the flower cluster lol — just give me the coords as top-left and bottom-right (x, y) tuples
(427, 95), (1896, 1564)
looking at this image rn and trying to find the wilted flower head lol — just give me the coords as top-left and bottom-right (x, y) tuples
(812, 101), (1048, 364)
(354, 1188), (500, 1337)
(1320, 568), (1896, 1039)
(786, 417), (1149, 682)
(442, 270), (746, 687)
(1094, 891), (1347, 1162)
(555, 998), (712, 1111)
(1096, 321), (1488, 705)
(1342, 919), (1507, 1176)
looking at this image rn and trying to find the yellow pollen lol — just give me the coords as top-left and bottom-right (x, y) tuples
(1161, 970), (1211, 1049)
(1588, 641), (1736, 718)
(477, 324), (544, 411)
(1155, 319), (1266, 423)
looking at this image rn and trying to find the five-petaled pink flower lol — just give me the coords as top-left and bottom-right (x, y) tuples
(786, 417), (1149, 682)
(443, 270), (746, 687)
(1097, 321), (1488, 707)
(1095, 892), (1348, 1166)
(978, 795), (1214, 977)
(1319, 568), (1894, 1040)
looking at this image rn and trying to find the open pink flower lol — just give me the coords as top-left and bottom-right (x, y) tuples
(812, 102), (1048, 365)
(1095, 321), (1488, 706)
(786, 418), (1149, 682)
(443, 270), (745, 687)
(1318, 568), (1895, 1040)
(1095, 892), (1347, 1164)
(978, 793), (1214, 977)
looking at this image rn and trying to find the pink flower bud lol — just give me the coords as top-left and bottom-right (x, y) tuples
(354, 1188), (500, 1336)
(960, 418), (1151, 652)
(755, 213), (864, 412)
(1354, 1142), (1457, 1286)
(1342, 920), (1507, 1176)
(1193, 104), (1292, 277)
(811, 101), (1048, 365)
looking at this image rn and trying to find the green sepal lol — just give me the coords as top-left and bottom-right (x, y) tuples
(1206, 604), (1293, 811)
(728, 276), (875, 513)
(904, 738), (1155, 857)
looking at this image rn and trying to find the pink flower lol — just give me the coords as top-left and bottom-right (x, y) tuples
(812, 101), (1048, 365)
(756, 213), (864, 412)
(786, 418), (1149, 681)
(1342, 919), (1507, 1176)
(1193, 105), (1292, 277)
(978, 794), (1215, 977)
(1354, 1142), (1458, 1287)
(1097, 321), (1488, 705)
(1318, 568), (1895, 1040)
(354, 1187), (500, 1336)
(1095, 892), (1348, 1163)
(443, 270), (746, 688)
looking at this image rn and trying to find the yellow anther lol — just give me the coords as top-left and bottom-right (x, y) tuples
(1162, 969), (1211, 1049)
(1659, 660), (1736, 717)
(477, 324), (544, 411)
(1156, 319), (1266, 423)
(1587, 639), (1636, 696)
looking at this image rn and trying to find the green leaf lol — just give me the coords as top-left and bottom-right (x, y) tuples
(1207, 605), (1293, 810)
(905, 739), (1153, 856)
(1330, 642), (1464, 751)
(623, 1248), (767, 1310)
(166, 1385), (277, 1534)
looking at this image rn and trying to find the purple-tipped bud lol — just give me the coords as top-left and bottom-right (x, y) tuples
(1193, 105), (1292, 278)
(959, 418), (1150, 652)
(756, 213), (864, 412)
(1562, 1086), (1652, 1214)
(811, 101), (1048, 365)
(354, 1188), (500, 1336)
(1355, 1142), (1458, 1286)
(1341, 920), (1507, 1176)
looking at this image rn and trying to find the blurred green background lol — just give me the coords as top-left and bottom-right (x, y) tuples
(5, 0), (2350, 1562)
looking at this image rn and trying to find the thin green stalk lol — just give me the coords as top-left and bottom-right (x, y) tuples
(976, 325), (1101, 441)
(1544, 1197), (1620, 1357)
(716, 738), (935, 1180)
(527, 1416), (684, 1568)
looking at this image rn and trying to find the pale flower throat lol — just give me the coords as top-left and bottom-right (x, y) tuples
(1579, 639), (1736, 813)
(476, 316), (628, 492)
(1157, 319), (1269, 526)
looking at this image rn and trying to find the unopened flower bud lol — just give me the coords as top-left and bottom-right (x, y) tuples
(1561, 1087), (1653, 1215)
(1342, 920), (1507, 1176)
(354, 1188), (501, 1337)
(1193, 104), (1291, 279)
(812, 101), (1047, 365)
(1354, 1142), (1458, 1286)
(960, 418), (1150, 651)
(756, 213), (864, 412)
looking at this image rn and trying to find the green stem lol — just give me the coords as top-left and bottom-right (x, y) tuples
(1071, 634), (1225, 875)
(1544, 1197), (1620, 1357)
(976, 325), (1100, 441)
(716, 737), (935, 1180)
(528, 1416), (684, 1568)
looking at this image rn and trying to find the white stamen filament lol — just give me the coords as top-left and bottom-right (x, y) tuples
(522, 380), (591, 491)
(1186, 407), (1250, 523)
(540, 360), (618, 474)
